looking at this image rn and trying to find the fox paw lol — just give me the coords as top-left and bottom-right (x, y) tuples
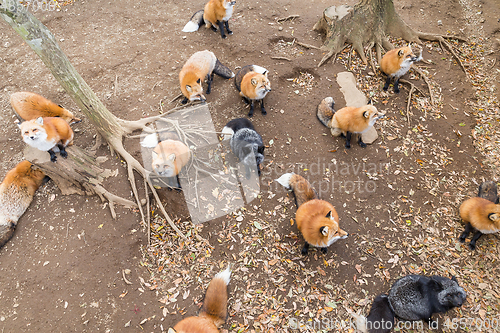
(359, 142), (367, 148)
(60, 150), (68, 158)
(468, 242), (476, 251)
(458, 235), (466, 243)
(320, 247), (328, 254)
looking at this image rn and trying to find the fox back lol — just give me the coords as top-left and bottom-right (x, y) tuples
(19, 117), (74, 152)
(204, 0), (236, 26)
(0, 161), (45, 248)
(380, 46), (419, 78)
(296, 199), (348, 248)
(10, 92), (80, 124)
(235, 65), (271, 100)
(151, 140), (191, 178)
(460, 197), (500, 234)
(179, 51), (217, 102)
(330, 105), (384, 136)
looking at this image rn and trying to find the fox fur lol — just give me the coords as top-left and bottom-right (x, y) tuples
(380, 46), (422, 93)
(234, 65), (271, 117)
(317, 98), (385, 149)
(0, 161), (46, 249)
(275, 173), (348, 255)
(181, 0), (236, 39)
(353, 275), (466, 333)
(10, 92), (81, 125)
(459, 181), (500, 250)
(170, 265), (231, 333)
(179, 50), (234, 104)
(19, 116), (74, 162)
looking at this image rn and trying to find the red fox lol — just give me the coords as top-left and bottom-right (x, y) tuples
(10, 91), (81, 124)
(170, 265), (231, 333)
(182, 0), (236, 39)
(317, 98), (385, 149)
(380, 46), (423, 93)
(19, 117), (74, 162)
(179, 50), (234, 104)
(234, 65), (271, 117)
(0, 161), (46, 249)
(151, 139), (191, 188)
(459, 195), (500, 250)
(275, 173), (348, 255)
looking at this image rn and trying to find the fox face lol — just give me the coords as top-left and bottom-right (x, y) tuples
(152, 151), (178, 177)
(320, 210), (349, 247)
(223, 0), (236, 7)
(397, 46), (419, 66)
(361, 105), (385, 130)
(250, 72), (271, 100)
(19, 117), (48, 145)
(185, 78), (205, 102)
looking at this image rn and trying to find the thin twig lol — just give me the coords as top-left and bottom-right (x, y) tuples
(170, 93), (183, 104)
(368, 48), (377, 75)
(271, 56), (291, 61)
(144, 177), (150, 247)
(122, 270), (133, 285)
(412, 67), (435, 105)
(295, 41), (321, 50)
(406, 83), (415, 126)
(277, 15), (299, 23)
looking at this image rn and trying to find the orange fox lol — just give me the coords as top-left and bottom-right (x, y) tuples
(234, 65), (271, 117)
(317, 98), (385, 149)
(275, 173), (348, 255)
(19, 117), (74, 162)
(10, 91), (81, 124)
(0, 161), (46, 249)
(380, 46), (422, 93)
(151, 139), (191, 188)
(459, 182), (500, 250)
(169, 265), (231, 333)
(179, 50), (234, 104)
(182, 0), (236, 39)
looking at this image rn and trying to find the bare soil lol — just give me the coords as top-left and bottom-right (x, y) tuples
(0, 0), (499, 332)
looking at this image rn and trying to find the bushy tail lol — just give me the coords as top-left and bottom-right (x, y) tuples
(0, 221), (16, 249)
(182, 10), (204, 32)
(316, 97), (335, 127)
(199, 265), (231, 327)
(478, 181), (498, 204)
(220, 126), (234, 141)
(213, 59), (235, 79)
(275, 173), (318, 207)
(351, 294), (394, 333)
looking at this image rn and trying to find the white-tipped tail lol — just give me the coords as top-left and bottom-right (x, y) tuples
(275, 173), (294, 189)
(350, 313), (368, 333)
(252, 65), (268, 74)
(214, 265), (231, 285)
(221, 126), (234, 141)
(141, 133), (159, 148)
(182, 21), (200, 32)
(231, 71), (235, 78)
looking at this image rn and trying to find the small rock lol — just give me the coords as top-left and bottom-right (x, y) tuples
(437, 20), (443, 26)
(278, 27), (283, 31)
(361, 126), (378, 144)
(124, 320), (131, 327)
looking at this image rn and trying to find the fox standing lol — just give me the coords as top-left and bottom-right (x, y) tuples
(179, 50), (234, 104)
(380, 46), (422, 93)
(275, 173), (348, 255)
(19, 117), (74, 162)
(0, 161), (46, 249)
(10, 91), (81, 124)
(182, 0), (236, 39)
(317, 97), (385, 149)
(169, 265), (231, 333)
(234, 65), (271, 117)
(459, 181), (500, 250)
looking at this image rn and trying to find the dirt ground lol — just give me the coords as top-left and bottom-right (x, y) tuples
(1, 0), (499, 332)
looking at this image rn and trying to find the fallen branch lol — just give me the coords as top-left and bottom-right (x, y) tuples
(277, 15), (299, 23)
(295, 41), (321, 50)
(271, 56), (291, 61)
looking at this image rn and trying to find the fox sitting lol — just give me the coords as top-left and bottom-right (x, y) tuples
(234, 65), (271, 117)
(182, 0), (236, 39)
(275, 173), (348, 255)
(459, 181), (500, 250)
(19, 117), (74, 162)
(179, 50), (234, 104)
(169, 265), (231, 333)
(0, 161), (46, 249)
(380, 46), (423, 93)
(10, 91), (81, 125)
(317, 98), (385, 149)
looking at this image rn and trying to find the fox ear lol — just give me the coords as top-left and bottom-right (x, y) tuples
(186, 85), (192, 92)
(35, 117), (44, 125)
(451, 276), (458, 283)
(367, 98), (373, 105)
(325, 211), (332, 218)
(257, 145), (265, 154)
(488, 213), (500, 222)
(251, 78), (258, 86)
(167, 153), (176, 162)
(196, 78), (201, 84)
(398, 49), (404, 57)
(263, 71), (268, 77)
(320, 226), (329, 236)
(168, 328), (177, 333)
(151, 151), (158, 160)
(363, 111), (369, 118)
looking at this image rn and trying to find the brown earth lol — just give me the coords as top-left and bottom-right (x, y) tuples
(0, 0), (499, 332)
